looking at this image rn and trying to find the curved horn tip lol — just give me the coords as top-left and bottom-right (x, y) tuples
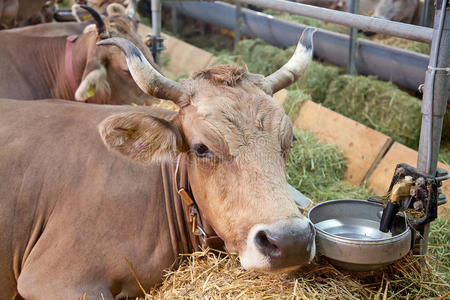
(79, 4), (94, 12)
(96, 37), (139, 56)
(79, 4), (109, 37)
(298, 27), (317, 51)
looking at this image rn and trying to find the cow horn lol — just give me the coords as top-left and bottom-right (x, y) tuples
(97, 37), (183, 101)
(80, 5), (110, 39)
(264, 27), (316, 94)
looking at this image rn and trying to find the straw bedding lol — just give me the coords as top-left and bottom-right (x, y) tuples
(141, 133), (448, 299)
(144, 218), (449, 299)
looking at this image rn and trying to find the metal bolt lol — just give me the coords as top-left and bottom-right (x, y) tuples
(413, 200), (424, 210)
(395, 167), (405, 176)
(416, 177), (426, 186)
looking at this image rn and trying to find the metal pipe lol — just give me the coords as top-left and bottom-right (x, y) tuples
(54, 10), (77, 22)
(151, 0), (162, 66)
(236, 0), (433, 43)
(171, 4), (178, 36)
(347, 0), (359, 75)
(421, 0), (435, 27)
(234, 2), (242, 48)
(416, 0), (449, 257)
(168, 1), (438, 98)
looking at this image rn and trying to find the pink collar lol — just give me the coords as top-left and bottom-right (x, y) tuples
(65, 35), (79, 96)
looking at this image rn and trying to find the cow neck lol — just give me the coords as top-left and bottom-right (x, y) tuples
(170, 153), (225, 256)
(65, 35), (79, 96)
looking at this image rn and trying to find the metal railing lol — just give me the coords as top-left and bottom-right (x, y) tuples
(236, 0), (434, 43)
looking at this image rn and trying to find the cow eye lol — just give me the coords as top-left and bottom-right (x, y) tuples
(193, 144), (211, 158)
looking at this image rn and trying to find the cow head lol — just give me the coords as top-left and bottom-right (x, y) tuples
(73, 5), (154, 105)
(98, 28), (317, 272)
(72, 0), (139, 29)
(372, 0), (418, 23)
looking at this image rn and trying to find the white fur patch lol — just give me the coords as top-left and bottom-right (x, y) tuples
(239, 224), (270, 270)
(83, 24), (97, 34)
(75, 65), (111, 102)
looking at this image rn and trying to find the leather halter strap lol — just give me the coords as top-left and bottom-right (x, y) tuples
(175, 153), (225, 251)
(65, 35), (79, 96)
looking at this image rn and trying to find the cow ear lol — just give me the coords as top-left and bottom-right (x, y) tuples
(99, 111), (184, 163)
(75, 63), (111, 102)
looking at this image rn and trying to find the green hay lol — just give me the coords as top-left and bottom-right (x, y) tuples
(282, 89), (310, 122)
(215, 39), (341, 102)
(371, 35), (431, 55)
(233, 39), (295, 75)
(428, 218), (450, 283)
(58, 1), (71, 10)
(324, 75), (422, 148)
(286, 130), (372, 203)
(440, 150), (450, 165)
(290, 61), (341, 102)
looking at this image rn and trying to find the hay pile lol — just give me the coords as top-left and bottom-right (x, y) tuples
(215, 39), (341, 102)
(325, 75), (423, 148)
(216, 38), (295, 76)
(290, 62), (341, 102)
(146, 218), (449, 299)
(286, 130), (372, 203)
(216, 38), (424, 148)
(371, 34), (431, 55)
(282, 90), (311, 122)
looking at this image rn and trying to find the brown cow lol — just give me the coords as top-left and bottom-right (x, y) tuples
(371, 0), (420, 24)
(0, 0), (18, 29)
(0, 6), (157, 105)
(6, 1), (138, 37)
(0, 0), (57, 29)
(71, 0), (140, 30)
(291, 0), (420, 24)
(0, 28), (316, 300)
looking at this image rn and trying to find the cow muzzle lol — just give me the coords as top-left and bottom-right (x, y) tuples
(239, 218), (316, 272)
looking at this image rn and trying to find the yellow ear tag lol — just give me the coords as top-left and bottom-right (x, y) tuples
(82, 15), (92, 21)
(87, 84), (95, 98)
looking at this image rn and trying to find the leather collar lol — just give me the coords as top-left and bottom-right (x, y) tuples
(65, 35), (79, 96)
(175, 153), (225, 251)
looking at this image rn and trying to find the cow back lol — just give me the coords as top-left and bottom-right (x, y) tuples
(0, 99), (178, 298)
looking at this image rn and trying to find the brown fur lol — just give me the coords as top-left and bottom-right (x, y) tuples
(192, 65), (247, 87)
(100, 111), (183, 163)
(103, 64), (300, 253)
(0, 63), (308, 299)
(0, 13), (158, 105)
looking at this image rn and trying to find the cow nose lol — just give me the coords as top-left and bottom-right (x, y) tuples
(252, 218), (316, 270)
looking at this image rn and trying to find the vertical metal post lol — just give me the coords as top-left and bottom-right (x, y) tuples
(421, 0), (435, 27)
(171, 3), (178, 36)
(234, 2), (243, 48)
(151, 0), (162, 66)
(347, 0), (359, 74)
(416, 0), (450, 258)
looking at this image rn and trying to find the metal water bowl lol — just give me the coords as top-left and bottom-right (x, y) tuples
(308, 199), (412, 271)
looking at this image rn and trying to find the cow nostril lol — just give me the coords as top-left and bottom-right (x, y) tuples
(255, 230), (281, 257)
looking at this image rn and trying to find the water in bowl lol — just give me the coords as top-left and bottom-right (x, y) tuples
(315, 218), (393, 240)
